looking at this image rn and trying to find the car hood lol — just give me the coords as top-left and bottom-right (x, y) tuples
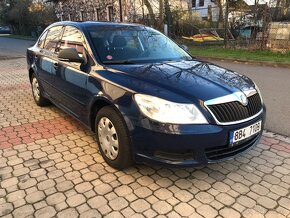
(104, 60), (255, 103)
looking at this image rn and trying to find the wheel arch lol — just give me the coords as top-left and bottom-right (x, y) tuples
(89, 97), (122, 132)
(29, 68), (35, 83)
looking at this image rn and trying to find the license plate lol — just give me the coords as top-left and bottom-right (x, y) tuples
(230, 120), (262, 145)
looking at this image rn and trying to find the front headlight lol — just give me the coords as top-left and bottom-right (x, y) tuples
(134, 94), (208, 124)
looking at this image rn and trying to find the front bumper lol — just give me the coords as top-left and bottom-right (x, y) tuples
(128, 107), (266, 167)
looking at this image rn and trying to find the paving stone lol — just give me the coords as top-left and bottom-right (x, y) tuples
(265, 211), (286, 218)
(215, 193), (235, 206)
(115, 185), (133, 197)
(174, 190), (193, 202)
(25, 191), (45, 204)
(109, 197), (129, 210)
(237, 196), (256, 208)
(35, 206), (56, 218)
(137, 176), (157, 186)
(76, 203), (90, 214)
(219, 207), (241, 218)
(34, 200), (48, 210)
(98, 204), (112, 216)
(263, 175), (281, 185)
(82, 172), (99, 181)
(18, 178), (37, 189)
(243, 208), (264, 218)
(134, 186), (153, 198)
(104, 211), (124, 218)
(212, 181), (231, 192)
(232, 182), (250, 194)
(154, 188), (173, 200)
(87, 196), (107, 209)
(1, 177), (18, 188)
(46, 192), (66, 205)
(193, 180), (211, 191)
(66, 194), (86, 207)
(143, 208), (157, 218)
(196, 205), (218, 218)
(6, 190), (25, 202)
(195, 191), (214, 204)
(56, 180), (74, 192)
(175, 179), (192, 189)
(152, 201), (172, 214)
(94, 183), (113, 195)
(130, 199), (150, 213)
(250, 184), (270, 195)
(37, 179), (56, 190)
(12, 205), (34, 218)
(174, 202), (195, 217)
(155, 178), (173, 188)
(57, 208), (79, 218)
(0, 203), (13, 216)
(79, 209), (101, 218)
(278, 197), (290, 210)
(75, 182), (93, 193)
(257, 196), (277, 209)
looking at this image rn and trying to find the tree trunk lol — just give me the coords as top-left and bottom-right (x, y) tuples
(158, 0), (164, 29)
(216, 0), (224, 23)
(143, 0), (156, 26)
(274, 0), (281, 20)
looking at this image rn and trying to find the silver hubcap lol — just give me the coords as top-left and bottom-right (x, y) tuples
(98, 117), (119, 160)
(32, 78), (40, 101)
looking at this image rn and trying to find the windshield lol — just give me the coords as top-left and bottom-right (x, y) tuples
(86, 25), (192, 64)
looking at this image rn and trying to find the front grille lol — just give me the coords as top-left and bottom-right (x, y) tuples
(205, 134), (259, 160)
(207, 93), (262, 123)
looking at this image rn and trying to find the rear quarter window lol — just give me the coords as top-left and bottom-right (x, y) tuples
(37, 31), (48, 49)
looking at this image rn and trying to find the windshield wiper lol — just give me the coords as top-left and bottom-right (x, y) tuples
(102, 60), (137, 64)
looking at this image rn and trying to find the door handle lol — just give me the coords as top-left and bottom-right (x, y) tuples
(53, 63), (58, 69)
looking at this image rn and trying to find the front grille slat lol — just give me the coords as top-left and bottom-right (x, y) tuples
(207, 93), (262, 123)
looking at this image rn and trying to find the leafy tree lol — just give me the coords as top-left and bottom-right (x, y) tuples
(0, 0), (56, 36)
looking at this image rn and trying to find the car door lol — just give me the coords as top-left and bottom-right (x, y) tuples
(35, 25), (64, 97)
(51, 26), (92, 123)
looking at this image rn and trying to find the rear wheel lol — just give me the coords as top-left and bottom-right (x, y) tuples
(95, 106), (133, 169)
(31, 73), (50, 106)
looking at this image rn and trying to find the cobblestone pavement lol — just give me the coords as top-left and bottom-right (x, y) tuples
(1, 58), (290, 218)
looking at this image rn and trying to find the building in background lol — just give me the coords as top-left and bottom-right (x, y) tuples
(191, 0), (222, 21)
(53, 0), (191, 23)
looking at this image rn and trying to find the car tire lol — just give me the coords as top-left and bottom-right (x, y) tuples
(31, 73), (50, 106)
(95, 106), (133, 169)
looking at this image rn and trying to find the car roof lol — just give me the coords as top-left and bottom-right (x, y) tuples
(51, 21), (145, 29)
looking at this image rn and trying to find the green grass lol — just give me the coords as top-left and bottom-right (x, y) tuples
(0, 34), (36, 41)
(189, 46), (290, 65)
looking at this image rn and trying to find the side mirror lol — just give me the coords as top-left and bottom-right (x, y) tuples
(58, 48), (84, 63)
(180, 44), (189, 52)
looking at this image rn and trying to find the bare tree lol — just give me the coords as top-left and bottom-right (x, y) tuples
(143, 0), (156, 25)
(214, 0), (224, 23)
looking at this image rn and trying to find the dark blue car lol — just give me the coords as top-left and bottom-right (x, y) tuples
(27, 21), (266, 169)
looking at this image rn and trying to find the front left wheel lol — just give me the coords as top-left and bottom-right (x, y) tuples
(95, 106), (133, 169)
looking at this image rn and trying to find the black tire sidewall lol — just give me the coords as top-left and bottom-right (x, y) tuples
(31, 73), (49, 106)
(95, 106), (133, 169)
